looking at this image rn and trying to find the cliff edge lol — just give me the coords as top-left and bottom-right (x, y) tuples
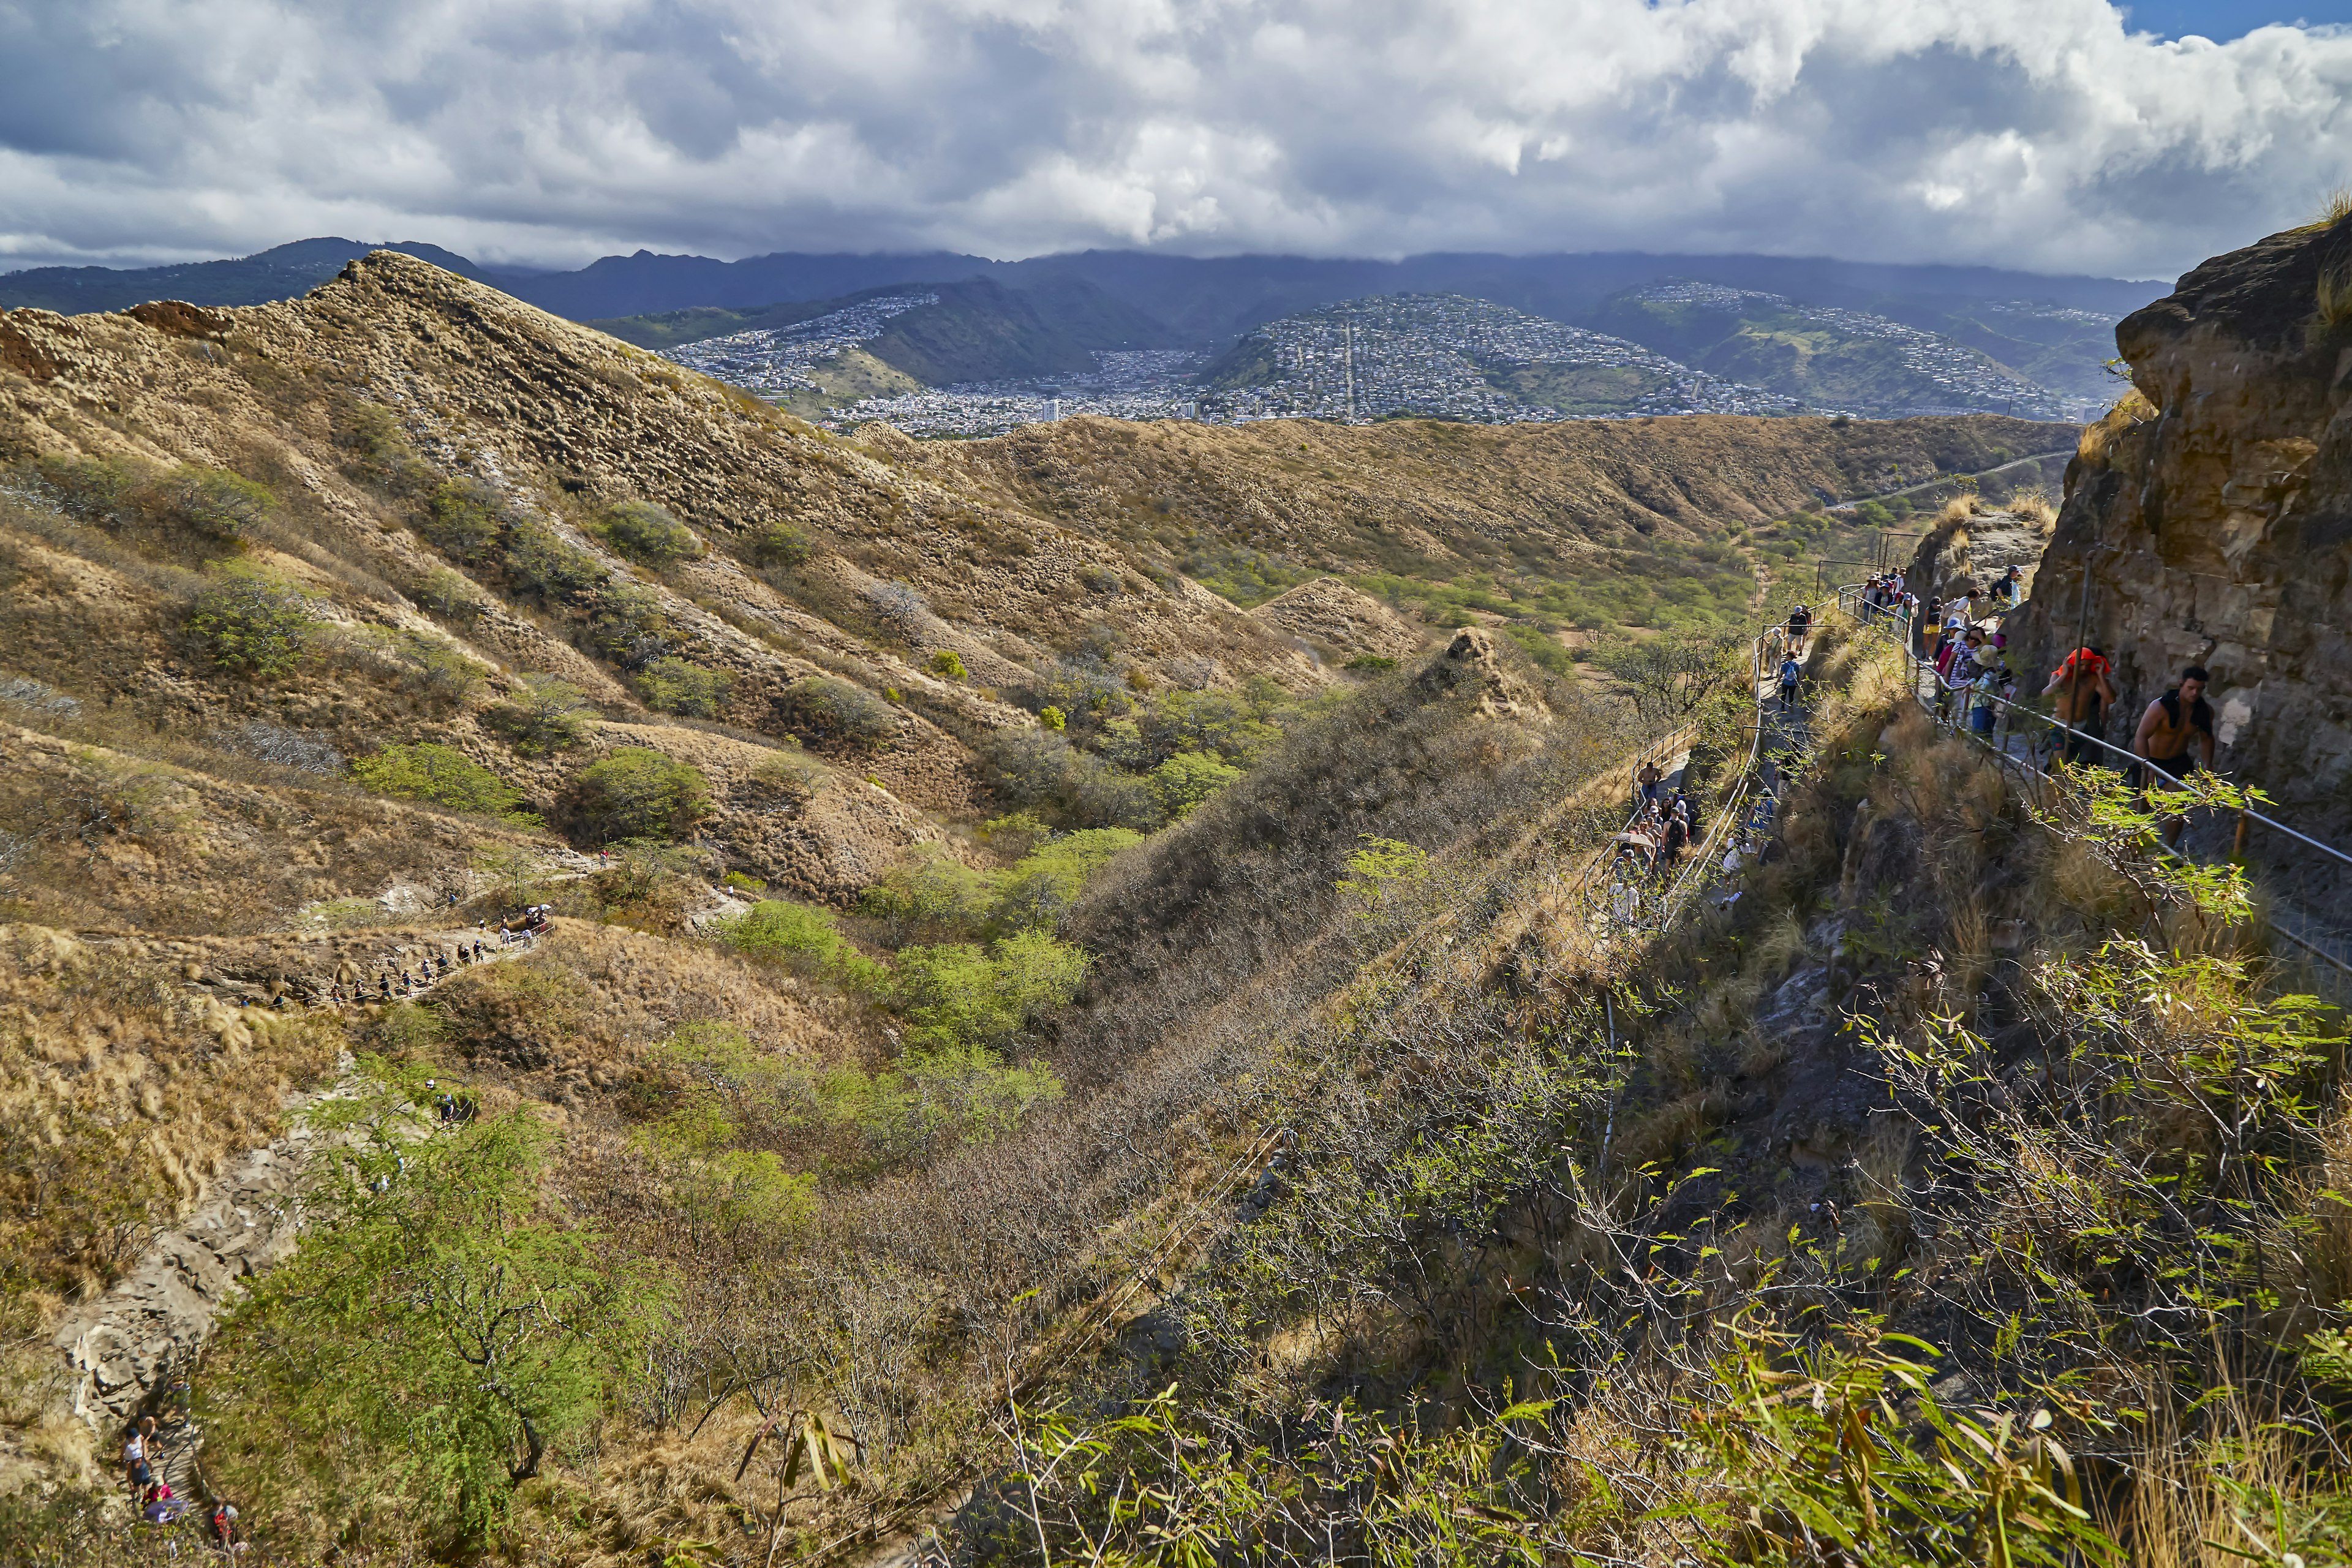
(2017, 216), (2352, 851)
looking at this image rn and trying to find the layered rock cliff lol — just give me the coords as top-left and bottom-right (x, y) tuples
(2017, 217), (2352, 856)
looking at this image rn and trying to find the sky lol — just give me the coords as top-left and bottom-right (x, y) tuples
(1, 0), (2348, 281)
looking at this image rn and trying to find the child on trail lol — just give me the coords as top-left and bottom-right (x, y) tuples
(1969, 649), (2008, 734)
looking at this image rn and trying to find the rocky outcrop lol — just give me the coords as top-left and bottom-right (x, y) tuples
(1248, 576), (1425, 662)
(1907, 503), (2054, 605)
(1412, 627), (1550, 722)
(2015, 217), (2352, 862)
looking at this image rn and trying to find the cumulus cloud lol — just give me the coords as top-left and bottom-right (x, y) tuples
(0, 0), (2346, 276)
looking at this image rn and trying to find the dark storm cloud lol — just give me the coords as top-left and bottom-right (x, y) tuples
(0, 0), (2346, 275)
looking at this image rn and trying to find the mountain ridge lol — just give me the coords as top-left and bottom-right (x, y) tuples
(3, 238), (2159, 344)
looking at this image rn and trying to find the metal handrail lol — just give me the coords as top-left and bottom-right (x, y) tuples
(1833, 584), (2352, 982)
(1581, 614), (1796, 935)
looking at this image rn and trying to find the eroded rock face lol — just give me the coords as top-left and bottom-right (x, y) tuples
(2016, 220), (2352, 853)
(1907, 506), (2054, 605)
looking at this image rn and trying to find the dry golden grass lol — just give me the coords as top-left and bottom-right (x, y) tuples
(2316, 260), (2352, 330)
(0, 926), (343, 1302)
(2304, 184), (2352, 230)
(2078, 389), (2158, 462)
(2008, 487), (2059, 531)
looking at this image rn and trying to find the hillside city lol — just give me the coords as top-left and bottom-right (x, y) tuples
(654, 283), (2106, 435)
(658, 292), (938, 399)
(1630, 281), (2102, 420)
(1203, 292), (1805, 422)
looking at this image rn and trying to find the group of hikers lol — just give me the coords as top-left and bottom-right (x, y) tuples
(319, 908), (554, 1008)
(122, 1412), (244, 1552)
(1856, 565), (2221, 850)
(1614, 758), (1703, 888)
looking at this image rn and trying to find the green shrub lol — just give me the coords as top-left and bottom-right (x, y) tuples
(891, 930), (1088, 1053)
(776, 677), (897, 751)
(830, 1042), (1065, 1159)
(490, 674), (595, 755)
(995, 827), (1144, 930)
(1343, 654), (1398, 672)
(635, 656), (731, 718)
(353, 743), (540, 826)
(412, 565), (484, 626)
(1145, 750), (1243, 820)
(1499, 621), (1575, 676)
(339, 403), (437, 496)
(306, 896), (384, 930)
(377, 628), (486, 706)
(209, 1091), (666, 1546)
(420, 479), (512, 564)
(503, 518), (607, 600)
(929, 649), (968, 680)
(596, 500), (700, 566)
(34, 453), (145, 524)
(157, 466), (274, 538)
(1039, 706), (1067, 731)
(716, 899), (881, 989)
(586, 581), (674, 666)
(748, 519), (812, 568)
(750, 749), (824, 803)
(571, 747), (710, 842)
(982, 729), (1159, 830)
(186, 559), (319, 676)
(858, 844), (1000, 944)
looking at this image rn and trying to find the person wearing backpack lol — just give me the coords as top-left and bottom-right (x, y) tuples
(1777, 653), (1801, 713)
(2133, 665), (2217, 847)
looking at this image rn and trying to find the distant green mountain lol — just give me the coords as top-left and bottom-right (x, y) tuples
(1587, 283), (2097, 420)
(0, 238), (484, 314)
(590, 276), (1175, 389)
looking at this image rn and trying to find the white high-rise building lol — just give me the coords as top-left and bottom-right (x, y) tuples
(1043, 399), (1061, 422)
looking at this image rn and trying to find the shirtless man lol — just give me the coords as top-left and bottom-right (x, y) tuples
(2043, 646), (2118, 767)
(2132, 665), (2217, 848)
(1636, 757), (1665, 810)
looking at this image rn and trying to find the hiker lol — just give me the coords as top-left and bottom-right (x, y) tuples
(1659, 805), (1689, 877)
(1968, 646), (2008, 735)
(123, 1420), (153, 1504)
(1777, 652), (1801, 712)
(1787, 603), (1812, 657)
(2133, 665), (2218, 848)
(211, 1501), (244, 1553)
(1636, 756), (1664, 809)
(1609, 878), (1638, 927)
(2043, 645), (2119, 767)
(1999, 564), (2026, 607)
